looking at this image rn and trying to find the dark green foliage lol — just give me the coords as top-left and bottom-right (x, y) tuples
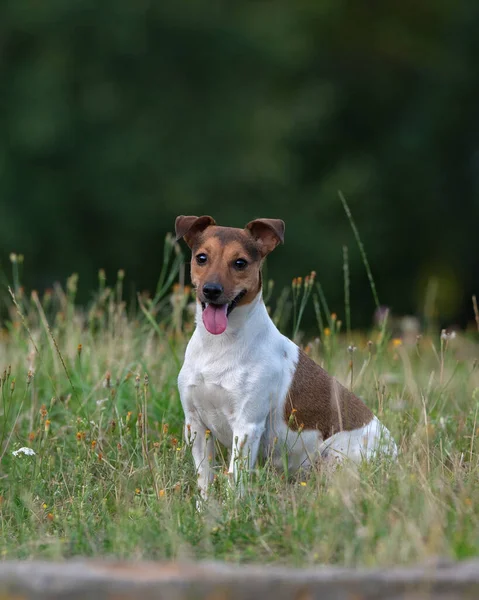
(1, 1), (478, 325)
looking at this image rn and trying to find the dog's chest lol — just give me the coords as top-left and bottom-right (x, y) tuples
(189, 378), (238, 445)
(186, 359), (261, 446)
(180, 333), (288, 446)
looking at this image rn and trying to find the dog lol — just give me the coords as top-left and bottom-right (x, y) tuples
(175, 215), (397, 499)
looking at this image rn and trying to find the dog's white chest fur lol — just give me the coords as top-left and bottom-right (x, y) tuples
(179, 294), (296, 452)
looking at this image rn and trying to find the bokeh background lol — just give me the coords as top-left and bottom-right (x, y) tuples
(1, 1), (478, 328)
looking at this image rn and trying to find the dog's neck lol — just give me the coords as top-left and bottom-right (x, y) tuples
(194, 290), (274, 342)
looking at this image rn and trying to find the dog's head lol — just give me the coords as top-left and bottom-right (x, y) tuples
(175, 215), (284, 334)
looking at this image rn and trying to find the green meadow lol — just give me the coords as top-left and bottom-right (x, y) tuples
(1, 242), (478, 566)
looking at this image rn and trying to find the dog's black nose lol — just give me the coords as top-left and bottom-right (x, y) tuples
(203, 283), (223, 302)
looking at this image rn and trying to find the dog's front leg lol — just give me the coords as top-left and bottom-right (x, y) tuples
(228, 422), (265, 497)
(184, 417), (215, 501)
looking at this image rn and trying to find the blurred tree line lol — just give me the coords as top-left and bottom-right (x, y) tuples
(1, 0), (478, 327)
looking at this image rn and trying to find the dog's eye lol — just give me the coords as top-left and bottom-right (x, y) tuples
(196, 253), (208, 265)
(233, 258), (248, 270)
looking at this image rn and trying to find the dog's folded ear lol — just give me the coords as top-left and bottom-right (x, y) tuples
(245, 218), (285, 257)
(175, 215), (216, 248)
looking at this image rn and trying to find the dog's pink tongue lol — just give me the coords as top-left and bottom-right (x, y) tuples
(203, 303), (228, 335)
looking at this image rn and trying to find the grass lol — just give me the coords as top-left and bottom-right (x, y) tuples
(1, 252), (479, 567)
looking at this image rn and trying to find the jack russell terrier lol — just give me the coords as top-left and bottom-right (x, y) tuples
(175, 215), (397, 498)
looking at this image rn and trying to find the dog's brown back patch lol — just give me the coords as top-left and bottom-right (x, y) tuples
(284, 349), (373, 439)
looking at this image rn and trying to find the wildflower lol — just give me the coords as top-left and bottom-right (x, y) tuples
(331, 313), (337, 322)
(47, 513), (54, 522)
(45, 420), (51, 432)
(300, 482), (307, 487)
(441, 330), (457, 342)
(98, 453), (103, 461)
(91, 440), (97, 449)
(324, 328), (331, 337)
(40, 405), (48, 419)
(135, 488), (141, 495)
(77, 344), (82, 357)
(9, 253), (17, 264)
(159, 489), (165, 498)
(12, 447), (36, 457)
(392, 338), (402, 348)
(162, 423), (169, 435)
(205, 429), (211, 440)
(76, 431), (85, 441)
(117, 443), (122, 450)
(42, 503), (47, 509)
(347, 344), (357, 354)
(28, 432), (35, 442)
(171, 437), (178, 446)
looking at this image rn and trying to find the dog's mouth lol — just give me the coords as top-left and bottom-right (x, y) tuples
(201, 289), (247, 335)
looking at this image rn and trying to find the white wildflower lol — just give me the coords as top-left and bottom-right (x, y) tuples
(441, 329), (457, 342)
(12, 447), (36, 457)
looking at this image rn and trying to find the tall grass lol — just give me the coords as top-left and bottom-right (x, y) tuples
(0, 250), (478, 566)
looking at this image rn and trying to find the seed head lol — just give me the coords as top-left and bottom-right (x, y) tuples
(104, 371), (111, 388)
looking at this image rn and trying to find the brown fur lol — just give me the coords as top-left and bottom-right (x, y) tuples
(284, 349), (373, 439)
(175, 216), (284, 308)
(191, 229), (262, 306)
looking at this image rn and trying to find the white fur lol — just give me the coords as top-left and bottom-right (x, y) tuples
(178, 291), (397, 498)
